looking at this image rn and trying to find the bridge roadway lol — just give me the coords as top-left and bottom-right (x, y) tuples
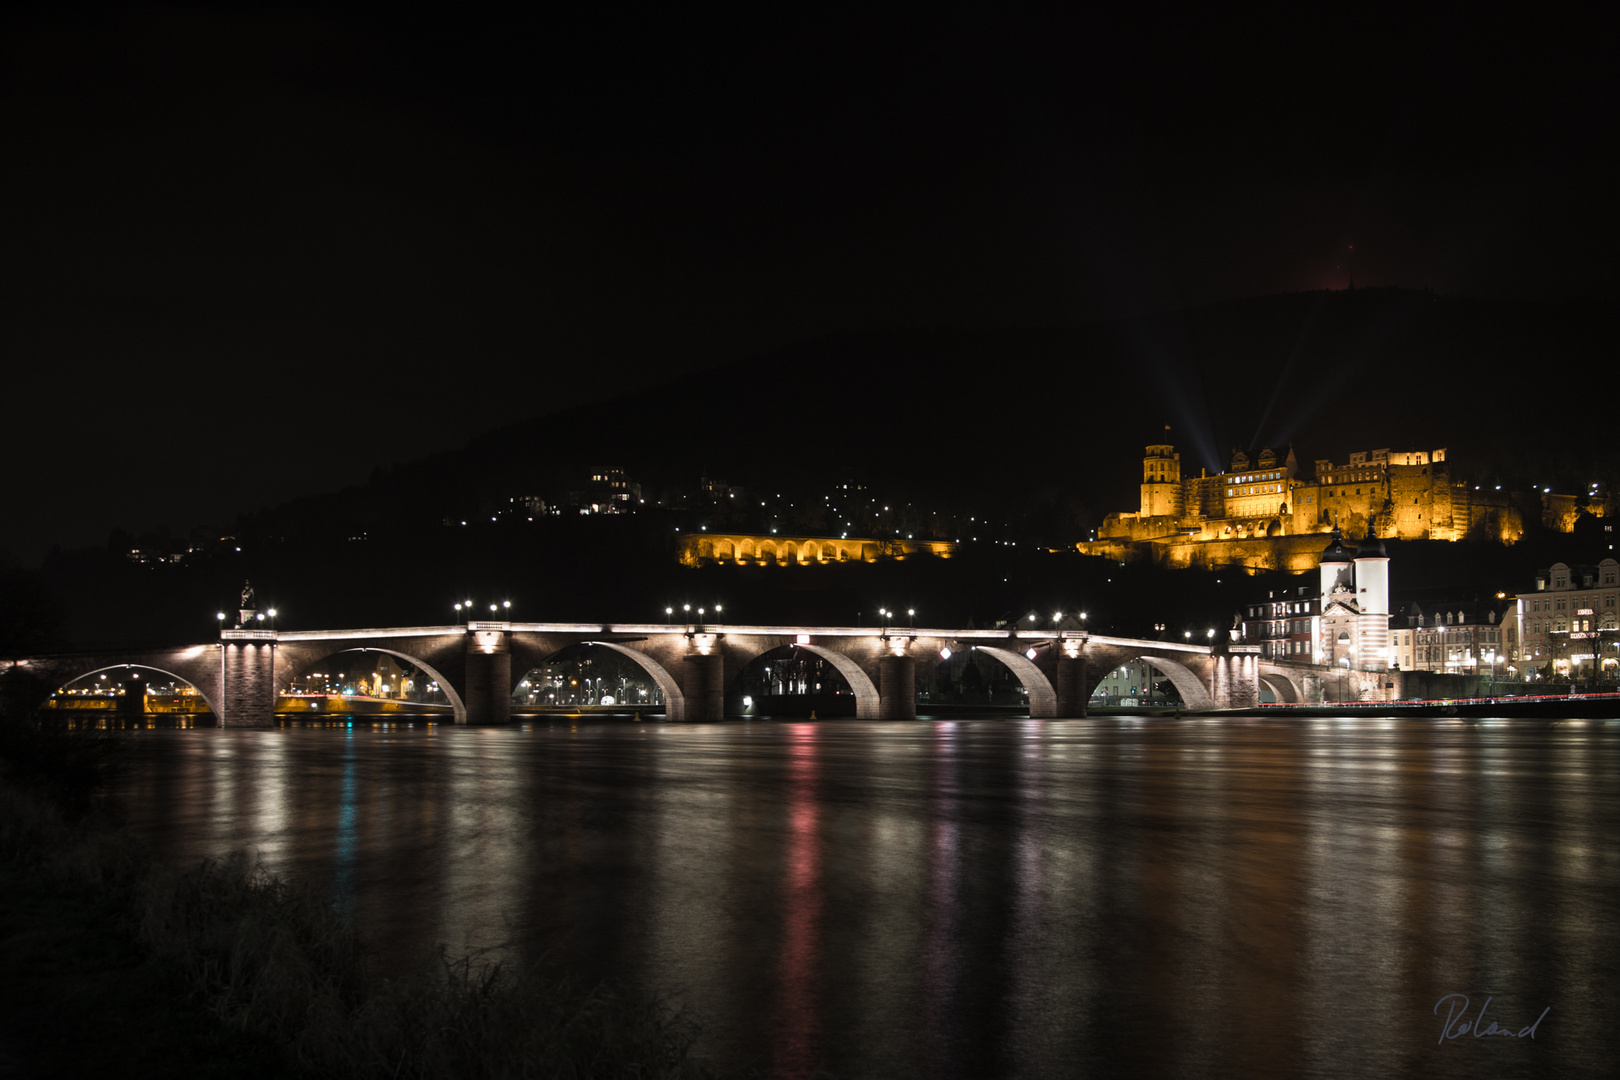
(10, 621), (1319, 725)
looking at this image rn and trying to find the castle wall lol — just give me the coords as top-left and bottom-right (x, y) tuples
(1387, 462), (1442, 538)
(1077, 533), (1335, 573)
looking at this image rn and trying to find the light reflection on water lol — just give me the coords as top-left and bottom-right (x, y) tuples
(101, 716), (1619, 1080)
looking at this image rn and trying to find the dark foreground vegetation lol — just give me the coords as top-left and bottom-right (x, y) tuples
(0, 716), (729, 1079)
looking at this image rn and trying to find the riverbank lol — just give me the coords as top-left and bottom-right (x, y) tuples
(0, 776), (729, 1079)
(0, 782), (297, 1077)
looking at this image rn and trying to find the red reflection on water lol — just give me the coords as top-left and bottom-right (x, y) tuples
(771, 723), (823, 1079)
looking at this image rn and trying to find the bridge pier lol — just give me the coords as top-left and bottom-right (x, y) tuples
(682, 651), (724, 722)
(464, 628), (513, 725)
(219, 638), (278, 726)
(878, 654), (915, 720)
(1207, 649), (1261, 709)
(1054, 654), (1088, 717)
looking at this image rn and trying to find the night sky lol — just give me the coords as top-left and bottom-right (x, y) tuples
(3, 5), (1613, 565)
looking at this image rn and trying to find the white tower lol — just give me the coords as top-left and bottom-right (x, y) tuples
(1355, 534), (1391, 671)
(1318, 529), (1355, 605)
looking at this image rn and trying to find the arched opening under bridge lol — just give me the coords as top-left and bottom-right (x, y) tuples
(925, 645), (1055, 715)
(512, 641), (678, 717)
(47, 664), (221, 725)
(279, 648), (463, 722)
(730, 644), (868, 718)
(1086, 653), (1214, 711)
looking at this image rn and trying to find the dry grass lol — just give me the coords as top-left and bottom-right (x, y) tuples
(137, 852), (720, 1078)
(2, 778), (725, 1079)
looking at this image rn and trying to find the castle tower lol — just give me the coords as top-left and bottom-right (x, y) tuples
(1141, 442), (1182, 519)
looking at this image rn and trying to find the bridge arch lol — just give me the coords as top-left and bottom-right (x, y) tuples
(1258, 670), (1303, 704)
(768, 643), (881, 718)
(51, 663), (225, 722)
(1089, 652), (1216, 710)
(969, 646), (1057, 717)
(582, 641), (685, 719)
(513, 640), (687, 721)
(280, 646), (468, 724)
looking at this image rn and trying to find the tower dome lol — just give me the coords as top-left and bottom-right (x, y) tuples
(1320, 528), (1355, 564)
(1355, 534), (1388, 560)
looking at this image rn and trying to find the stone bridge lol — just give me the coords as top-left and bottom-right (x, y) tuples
(7, 621), (1305, 725)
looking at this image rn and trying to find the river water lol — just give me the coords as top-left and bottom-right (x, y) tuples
(101, 716), (1618, 1079)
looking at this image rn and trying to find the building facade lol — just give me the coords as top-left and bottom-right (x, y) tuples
(1390, 601), (1509, 678)
(1241, 584), (1320, 660)
(1513, 559), (1620, 681)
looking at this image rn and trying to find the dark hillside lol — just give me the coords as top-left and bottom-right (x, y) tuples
(244, 288), (1616, 543)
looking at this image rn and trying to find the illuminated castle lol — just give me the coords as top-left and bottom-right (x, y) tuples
(1079, 436), (1544, 571)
